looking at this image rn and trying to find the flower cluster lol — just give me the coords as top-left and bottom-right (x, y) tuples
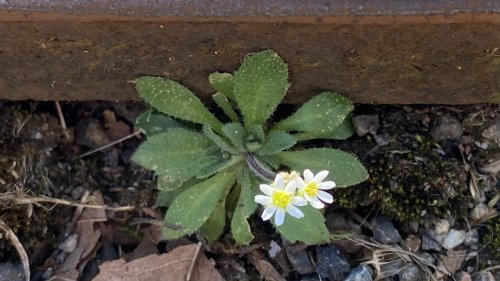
(254, 169), (336, 226)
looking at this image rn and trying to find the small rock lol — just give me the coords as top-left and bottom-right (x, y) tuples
(431, 114), (463, 141)
(482, 122), (500, 144)
(315, 245), (350, 281)
(473, 272), (495, 281)
(71, 186), (86, 200)
(398, 264), (422, 281)
(418, 253), (436, 265)
(470, 204), (489, 221)
(434, 219), (451, 235)
(405, 234), (421, 252)
(76, 119), (110, 148)
(456, 271), (472, 281)
(439, 249), (466, 277)
(371, 216), (402, 244)
(59, 234), (78, 253)
(283, 241), (314, 275)
(0, 263), (25, 281)
(300, 274), (321, 281)
(268, 240), (281, 258)
(421, 232), (442, 252)
(344, 265), (373, 281)
(380, 259), (404, 278)
(374, 133), (390, 146)
(442, 229), (466, 250)
(463, 229), (479, 246)
(352, 114), (379, 137)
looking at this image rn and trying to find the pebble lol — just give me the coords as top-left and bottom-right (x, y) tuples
(482, 122), (500, 144)
(59, 234), (79, 253)
(283, 241), (314, 275)
(456, 271), (472, 281)
(352, 114), (380, 137)
(0, 263), (25, 281)
(463, 229), (479, 246)
(421, 232), (442, 252)
(398, 264), (422, 281)
(418, 253), (436, 265)
(442, 229), (466, 250)
(315, 245), (350, 281)
(434, 219), (451, 235)
(300, 274), (321, 281)
(268, 240), (281, 258)
(370, 216), (402, 244)
(431, 114), (463, 141)
(344, 265), (373, 281)
(473, 272), (495, 281)
(470, 204), (489, 221)
(405, 234), (421, 252)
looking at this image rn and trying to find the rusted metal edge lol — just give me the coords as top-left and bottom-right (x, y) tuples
(2, 0), (500, 17)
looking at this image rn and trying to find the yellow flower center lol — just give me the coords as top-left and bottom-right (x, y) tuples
(272, 191), (292, 208)
(304, 182), (319, 197)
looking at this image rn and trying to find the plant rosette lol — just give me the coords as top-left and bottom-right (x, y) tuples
(132, 49), (368, 245)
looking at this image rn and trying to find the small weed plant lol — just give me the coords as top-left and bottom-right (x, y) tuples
(132, 50), (368, 244)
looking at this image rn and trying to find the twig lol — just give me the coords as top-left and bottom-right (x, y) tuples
(0, 192), (134, 212)
(79, 129), (143, 158)
(54, 101), (70, 140)
(185, 242), (202, 281)
(0, 218), (30, 281)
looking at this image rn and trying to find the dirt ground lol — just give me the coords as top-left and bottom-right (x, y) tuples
(0, 101), (498, 281)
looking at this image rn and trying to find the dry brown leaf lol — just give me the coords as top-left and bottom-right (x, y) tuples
(480, 159), (500, 175)
(93, 244), (225, 281)
(248, 250), (286, 281)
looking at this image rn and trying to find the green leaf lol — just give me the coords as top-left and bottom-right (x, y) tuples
(212, 93), (239, 122)
(234, 50), (289, 128)
(293, 114), (355, 141)
(196, 156), (243, 179)
(271, 92), (353, 136)
(201, 197), (227, 244)
(222, 123), (246, 152)
(163, 170), (237, 239)
(247, 125), (265, 143)
(157, 175), (184, 191)
(202, 125), (241, 155)
(274, 205), (330, 244)
(132, 128), (224, 182)
(259, 155), (281, 169)
(257, 131), (296, 155)
(209, 72), (235, 100)
(231, 168), (258, 244)
(135, 111), (185, 136)
(276, 148), (368, 187)
(156, 177), (202, 207)
(135, 76), (223, 133)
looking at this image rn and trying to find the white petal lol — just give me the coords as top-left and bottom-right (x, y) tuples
(317, 190), (334, 203)
(260, 184), (273, 196)
(261, 206), (277, 221)
(319, 181), (336, 190)
(294, 176), (305, 188)
(274, 208), (286, 226)
(314, 170), (329, 182)
(291, 196), (307, 206)
(255, 195), (271, 205)
(286, 205), (304, 219)
(274, 174), (285, 189)
(310, 197), (325, 209)
(304, 169), (314, 182)
(284, 181), (297, 193)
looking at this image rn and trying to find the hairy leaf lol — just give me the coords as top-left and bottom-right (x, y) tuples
(222, 123), (247, 152)
(259, 155), (281, 169)
(272, 92), (353, 136)
(276, 148), (368, 187)
(247, 125), (265, 143)
(135, 111), (185, 136)
(231, 168), (258, 244)
(135, 76), (223, 132)
(212, 93), (239, 122)
(201, 197), (227, 244)
(293, 114), (355, 141)
(196, 156), (243, 179)
(156, 178), (202, 207)
(157, 175), (184, 192)
(257, 131), (296, 155)
(274, 205), (330, 244)
(132, 128), (224, 182)
(209, 72), (235, 100)
(202, 125), (241, 155)
(163, 170), (237, 239)
(234, 50), (288, 128)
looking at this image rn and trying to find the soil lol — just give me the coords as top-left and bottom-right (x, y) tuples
(0, 100), (498, 280)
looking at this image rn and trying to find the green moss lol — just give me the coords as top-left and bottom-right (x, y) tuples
(482, 218), (500, 260)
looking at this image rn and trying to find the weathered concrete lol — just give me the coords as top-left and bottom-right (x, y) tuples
(0, 1), (500, 104)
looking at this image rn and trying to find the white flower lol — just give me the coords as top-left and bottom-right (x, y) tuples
(296, 169), (336, 209)
(254, 174), (307, 226)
